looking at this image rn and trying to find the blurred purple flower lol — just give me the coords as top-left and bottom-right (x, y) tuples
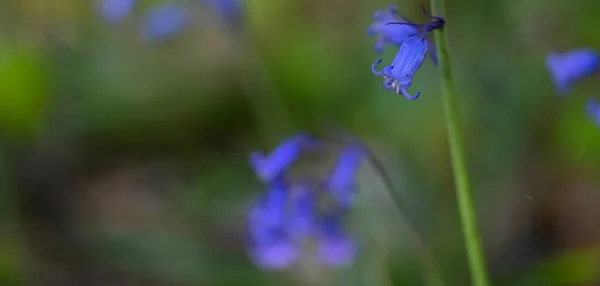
(373, 34), (429, 100)
(587, 97), (600, 126)
(326, 144), (366, 208)
(546, 49), (600, 94)
(99, 0), (137, 24)
(368, 5), (418, 53)
(288, 187), (316, 240)
(249, 133), (318, 183)
(317, 215), (357, 267)
(141, 3), (191, 41)
(248, 179), (299, 270)
(247, 134), (368, 270)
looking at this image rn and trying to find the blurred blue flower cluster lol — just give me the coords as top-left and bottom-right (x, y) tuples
(368, 6), (444, 100)
(247, 134), (367, 270)
(97, 0), (243, 41)
(546, 49), (600, 125)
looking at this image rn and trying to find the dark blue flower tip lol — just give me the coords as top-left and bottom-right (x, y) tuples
(141, 3), (191, 42)
(372, 35), (427, 100)
(249, 133), (319, 183)
(546, 49), (600, 94)
(368, 5), (419, 53)
(317, 216), (356, 267)
(587, 97), (600, 126)
(99, 0), (137, 24)
(385, 5), (445, 33)
(326, 145), (367, 207)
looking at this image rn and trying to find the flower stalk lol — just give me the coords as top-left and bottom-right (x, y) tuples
(428, 0), (491, 285)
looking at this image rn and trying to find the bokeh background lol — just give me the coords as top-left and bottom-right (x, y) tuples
(1, 0), (600, 285)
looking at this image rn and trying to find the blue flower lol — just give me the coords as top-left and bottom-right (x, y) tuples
(368, 6), (440, 65)
(141, 3), (191, 42)
(327, 144), (366, 208)
(367, 5), (419, 53)
(546, 49), (600, 94)
(587, 97), (600, 126)
(372, 35), (428, 100)
(99, 0), (137, 24)
(247, 134), (368, 270)
(288, 186), (316, 240)
(250, 133), (318, 183)
(248, 179), (299, 270)
(317, 215), (357, 267)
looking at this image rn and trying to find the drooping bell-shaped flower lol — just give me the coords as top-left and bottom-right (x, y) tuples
(247, 134), (367, 270)
(141, 3), (191, 42)
(546, 49), (600, 94)
(367, 5), (419, 53)
(372, 35), (428, 100)
(248, 179), (299, 270)
(316, 215), (357, 267)
(250, 133), (318, 183)
(368, 5), (442, 65)
(326, 144), (366, 208)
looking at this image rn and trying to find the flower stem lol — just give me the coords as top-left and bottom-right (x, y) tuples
(428, 1), (491, 285)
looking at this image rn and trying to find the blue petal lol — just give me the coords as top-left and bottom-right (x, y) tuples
(142, 3), (191, 42)
(401, 85), (421, 100)
(249, 133), (317, 183)
(546, 49), (600, 94)
(390, 35), (428, 85)
(249, 241), (299, 270)
(368, 6), (419, 52)
(317, 216), (357, 267)
(327, 145), (365, 207)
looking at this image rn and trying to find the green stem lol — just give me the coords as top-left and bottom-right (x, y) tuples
(429, 1), (491, 286)
(367, 152), (444, 286)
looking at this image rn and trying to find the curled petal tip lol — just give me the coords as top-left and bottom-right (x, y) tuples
(401, 86), (420, 100)
(372, 59), (384, 76)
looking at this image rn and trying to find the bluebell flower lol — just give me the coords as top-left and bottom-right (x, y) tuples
(99, 0), (137, 24)
(367, 5), (419, 53)
(368, 5), (440, 65)
(546, 49), (600, 94)
(326, 144), (366, 208)
(250, 133), (318, 183)
(141, 3), (191, 42)
(317, 215), (357, 267)
(372, 35), (429, 100)
(248, 179), (299, 270)
(248, 134), (367, 270)
(587, 97), (600, 126)
(288, 186), (316, 240)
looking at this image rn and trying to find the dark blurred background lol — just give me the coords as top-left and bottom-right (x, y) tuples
(1, 0), (600, 285)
